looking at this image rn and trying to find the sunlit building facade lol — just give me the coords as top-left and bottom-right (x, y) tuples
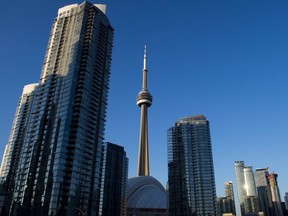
(243, 167), (257, 197)
(0, 2), (113, 215)
(268, 173), (283, 216)
(235, 162), (260, 216)
(167, 115), (217, 216)
(234, 161), (246, 215)
(0, 84), (38, 213)
(0, 84), (38, 181)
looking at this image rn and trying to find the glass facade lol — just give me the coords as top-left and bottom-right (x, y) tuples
(0, 2), (113, 215)
(243, 167), (257, 197)
(99, 142), (128, 216)
(0, 84), (38, 214)
(167, 115), (217, 216)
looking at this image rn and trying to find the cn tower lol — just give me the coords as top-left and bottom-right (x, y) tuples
(136, 44), (153, 176)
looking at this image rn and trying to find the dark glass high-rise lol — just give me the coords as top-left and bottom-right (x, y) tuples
(99, 142), (128, 216)
(167, 115), (217, 216)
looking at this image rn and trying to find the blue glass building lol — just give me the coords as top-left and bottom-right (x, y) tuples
(0, 2), (113, 215)
(167, 115), (217, 216)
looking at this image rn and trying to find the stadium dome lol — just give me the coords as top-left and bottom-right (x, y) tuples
(127, 176), (167, 209)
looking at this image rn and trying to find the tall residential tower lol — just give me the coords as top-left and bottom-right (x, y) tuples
(235, 161), (260, 216)
(268, 173), (283, 216)
(254, 168), (274, 216)
(167, 115), (217, 216)
(0, 2), (113, 215)
(234, 161), (247, 215)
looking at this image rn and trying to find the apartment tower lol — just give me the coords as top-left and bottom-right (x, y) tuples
(0, 2), (113, 215)
(268, 173), (283, 216)
(254, 168), (274, 216)
(167, 115), (217, 216)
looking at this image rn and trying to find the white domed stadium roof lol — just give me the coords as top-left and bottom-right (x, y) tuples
(127, 176), (167, 209)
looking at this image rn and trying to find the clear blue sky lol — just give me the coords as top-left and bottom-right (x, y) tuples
(0, 0), (288, 206)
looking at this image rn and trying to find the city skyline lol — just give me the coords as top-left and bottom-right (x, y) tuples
(0, 0), (288, 202)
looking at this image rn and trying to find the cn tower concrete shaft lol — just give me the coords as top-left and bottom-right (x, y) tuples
(136, 45), (152, 176)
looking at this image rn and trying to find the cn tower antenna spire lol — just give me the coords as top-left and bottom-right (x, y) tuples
(143, 43), (147, 70)
(136, 44), (153, 176)
(142, 44), (148, 91)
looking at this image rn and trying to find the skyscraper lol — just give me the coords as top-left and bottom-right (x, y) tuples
(167, 115), (217, 216)
(234, 161), (246, 215)
(268, 173), (283, 216)
(217, 182), (236, 216)
(0, 2), (113, 215)
(285, 192), (288, 210)
(235, 162), (261, 216)
(0, 84), (38, 181)
(136, 45), (152, 176)
(254, 168), (274, 216)
(243, 167), (257, 197)
(99, 142), (128, 216)
(0, 84), (38, 214)
(224, 181), (236, 215)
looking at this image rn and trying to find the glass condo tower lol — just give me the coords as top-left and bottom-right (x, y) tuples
(167, 115), (217, 216)
(0, 2), (113, 215)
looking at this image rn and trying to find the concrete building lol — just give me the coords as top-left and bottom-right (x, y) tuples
(268, 173), (283, 216)
(254, 168), (274, 216)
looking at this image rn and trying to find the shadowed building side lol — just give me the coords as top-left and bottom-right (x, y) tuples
(99, 142), (128, 216)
